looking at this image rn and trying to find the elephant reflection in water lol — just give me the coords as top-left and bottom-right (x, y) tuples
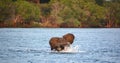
(49, 33), (75, 51)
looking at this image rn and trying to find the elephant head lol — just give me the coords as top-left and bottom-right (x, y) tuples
(63, 33), (75, 44)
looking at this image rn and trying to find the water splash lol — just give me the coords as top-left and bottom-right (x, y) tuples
(59, 45), (85, 53)
(60, 45), (78, 52)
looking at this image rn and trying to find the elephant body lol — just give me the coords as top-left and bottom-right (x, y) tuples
(49, 33), (75, 51)
(49, 37), (70, 51)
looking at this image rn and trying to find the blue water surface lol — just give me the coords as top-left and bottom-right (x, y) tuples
(0, 28), (120, 63)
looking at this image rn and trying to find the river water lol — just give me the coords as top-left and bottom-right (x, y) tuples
(0, 28), (120, 63)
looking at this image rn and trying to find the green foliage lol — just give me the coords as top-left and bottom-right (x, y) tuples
(0, 0), (13, 22)
(0, 0), (41, 27)
(15, 0), (40, 21)
(112, 1), (120, 26)
(95, 0), (104, 5)
(40, 4), (51, 17)
(103, 0), (120, 27)
(51, 0), (106, 27)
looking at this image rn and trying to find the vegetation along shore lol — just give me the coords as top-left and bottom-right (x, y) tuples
(0, 0), (120, 28)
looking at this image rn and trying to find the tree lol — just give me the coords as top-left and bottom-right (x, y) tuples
(15, 1), (40, 21)
(0, 0), (15, 27)
(85, 2), (106, 27)
(104, 1), (120, 27)
(0, 0), (41, 27)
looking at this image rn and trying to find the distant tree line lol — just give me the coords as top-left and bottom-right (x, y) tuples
(0, 0), (120, 28)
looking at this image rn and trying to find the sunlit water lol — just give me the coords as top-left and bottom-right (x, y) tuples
(0, 28), (120, 63)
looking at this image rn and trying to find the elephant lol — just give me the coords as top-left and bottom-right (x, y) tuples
(49, 33), (75, 51)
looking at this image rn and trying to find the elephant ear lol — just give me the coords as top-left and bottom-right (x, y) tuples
(63, 33), (75, 44)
